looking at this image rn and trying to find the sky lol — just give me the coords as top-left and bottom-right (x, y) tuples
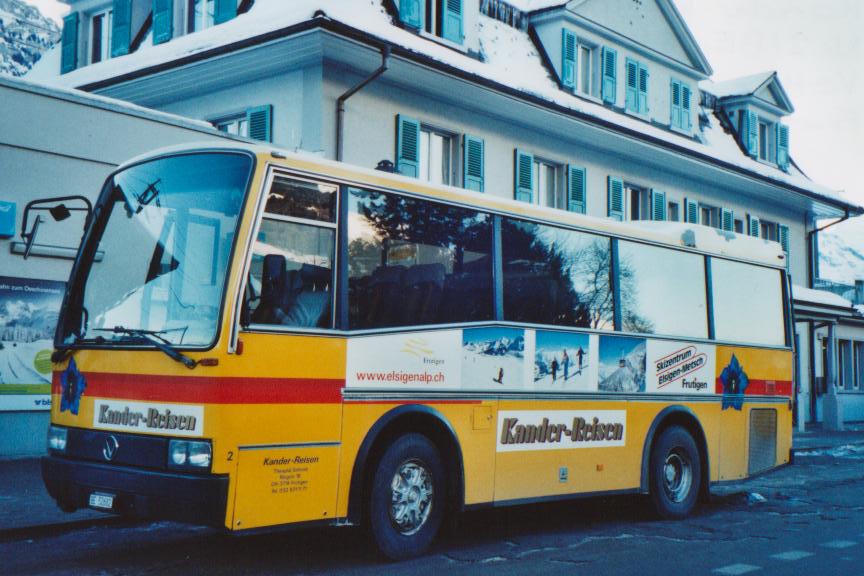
(25, 0), (864, 205)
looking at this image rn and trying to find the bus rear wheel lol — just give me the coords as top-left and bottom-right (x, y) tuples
(649, 426), (701, 519)
(369, 433), (446, 560)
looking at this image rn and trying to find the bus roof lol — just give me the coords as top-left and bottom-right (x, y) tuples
(119, 142), (788, 269)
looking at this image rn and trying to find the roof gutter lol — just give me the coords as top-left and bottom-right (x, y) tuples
(74, 18), (862, 216)
(336, 44), (390, 162)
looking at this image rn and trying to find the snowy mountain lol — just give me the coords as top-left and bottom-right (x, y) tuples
(464, 336), (525, 357)
(0, 0), (59, 77)
(817, 220), (864, 287)
(599, 342), (646, 393)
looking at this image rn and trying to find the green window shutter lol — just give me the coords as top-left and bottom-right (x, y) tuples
(745, 110), (759, 158)
(561, 29), (576, 89)
(650, 189), (666, 221)
(60, 12), (79, 74)
(748, 215), (761, 237)
(246, 105), (272, 142)
(638, 64), (649, 113)
(670, 80), (681, 128)
(514, 149), (534, 203)
(681, 84), (692, 130)
(567, 165), (586, 214)
(214, 0), (237, 25)
(721, 208), (733, 231)
(607, 176), (624, 220)
(153, 0), (174, 45)
(442, 0), (464, 44)
(684, 198), (698, 224)
(111, 0), (132, 57)
(399, 0), (423, 29)
(396, 114), (421, 177)
(778, 224), (790, 253)
(601, 46), (617, 104)
(625, 58), (638, 112)
(776, 124), (790, 171)
(463, 135), (485, 192)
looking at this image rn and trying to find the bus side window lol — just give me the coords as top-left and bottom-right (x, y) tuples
(347, 188), (494, 329)
(245, 176), (337, 329)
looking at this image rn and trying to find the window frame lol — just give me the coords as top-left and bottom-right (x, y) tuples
(532, 157), (564, 210)
(187, 0), (215, 33)
(576, 41), (597, 98)
(241, 170), (339, 333)
(419, 124), (457, 187)
(89, 8), (113, 64)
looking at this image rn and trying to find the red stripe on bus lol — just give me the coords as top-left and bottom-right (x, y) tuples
(713, 378), (792, 397)
(52, 372), (343, 404)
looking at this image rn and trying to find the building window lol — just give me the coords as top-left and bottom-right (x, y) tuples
(760, 220), (778, 241)
(839, 339), (854, 391)
(627, 185), (649, 221)
(855, 342), (864, 391)
(188, 0), (215, 32)
(670, 79), (692, 130)
(667, 201), (679, 222)
(758, 120), (770, 161)
(419, 127), (454, 186)
(534, 159), (563, 209)
(578, 44), (594, 96)
(625, 58), (649, 115)
(399, 0), (463, 44)
(215, 115), (248, 136)
(700, 205), (719, 228)
(90, 9), (112, 64)
(734, 218), (744, 234)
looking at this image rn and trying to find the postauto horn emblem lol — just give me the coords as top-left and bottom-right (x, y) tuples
(103, 436), (119, 461)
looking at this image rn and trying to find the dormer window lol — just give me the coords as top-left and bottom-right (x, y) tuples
(188, 0), (215, 32)
(398, 0), (464, 45)
(561, 29), (597, 97)
(90, 9), (113, 64)
(758, 119), (772, 161)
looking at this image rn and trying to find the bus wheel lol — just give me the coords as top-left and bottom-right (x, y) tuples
(369, 433), (446, 560)
(649, 426), (701, 519)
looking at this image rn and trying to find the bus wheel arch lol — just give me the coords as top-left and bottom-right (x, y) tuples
(640, 406), (710, 504)
(348, 405), (465, 529)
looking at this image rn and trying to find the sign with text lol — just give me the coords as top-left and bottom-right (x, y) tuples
(0, 276), (65, 411)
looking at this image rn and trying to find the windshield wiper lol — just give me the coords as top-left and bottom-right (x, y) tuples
(93, 326), (197, 369)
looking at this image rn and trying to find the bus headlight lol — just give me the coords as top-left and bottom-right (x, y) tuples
(168, 440), (212, 470)
(48, 426), (67, 452)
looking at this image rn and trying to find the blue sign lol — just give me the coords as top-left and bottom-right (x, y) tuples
(0, 201), (15, 238)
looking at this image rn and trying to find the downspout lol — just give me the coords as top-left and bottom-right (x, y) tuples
(806, 208), (851, 288)
(336, 45), (390, 162)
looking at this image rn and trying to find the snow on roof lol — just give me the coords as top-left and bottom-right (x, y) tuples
(505, 0), (566, 11)
(26, 1), (855, 210)
(793, 284), (853, 308)
(700, 71), (774, 99)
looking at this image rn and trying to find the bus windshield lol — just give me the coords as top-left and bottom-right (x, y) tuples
(58, 152), (252, 348)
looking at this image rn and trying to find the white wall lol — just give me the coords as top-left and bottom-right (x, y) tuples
(0, 77), (236, 458)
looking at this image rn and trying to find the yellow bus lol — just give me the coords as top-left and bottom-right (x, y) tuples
(43, 143), (793, 559)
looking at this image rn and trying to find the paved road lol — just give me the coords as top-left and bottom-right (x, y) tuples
(3, 446), (863, 575)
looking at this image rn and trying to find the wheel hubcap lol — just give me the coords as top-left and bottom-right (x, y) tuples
(663, 449), (692, 503)
(389, 459), (433, 535)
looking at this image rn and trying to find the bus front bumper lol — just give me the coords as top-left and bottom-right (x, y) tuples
(41, 455), (229, 527)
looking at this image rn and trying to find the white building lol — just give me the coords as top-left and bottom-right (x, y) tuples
(28, 0), (864, 426)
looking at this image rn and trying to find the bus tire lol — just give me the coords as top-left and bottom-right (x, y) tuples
(369, 433), (446, 560)
(649, 425), (701, 519)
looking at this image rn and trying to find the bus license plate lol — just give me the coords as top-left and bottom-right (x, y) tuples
(88, 493), (114, 510)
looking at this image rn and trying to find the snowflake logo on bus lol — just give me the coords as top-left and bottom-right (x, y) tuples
(60, 357), (87, 415)
(720, 354), (749, 411)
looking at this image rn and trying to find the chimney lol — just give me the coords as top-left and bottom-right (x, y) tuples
(855, 280), (864, 305)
